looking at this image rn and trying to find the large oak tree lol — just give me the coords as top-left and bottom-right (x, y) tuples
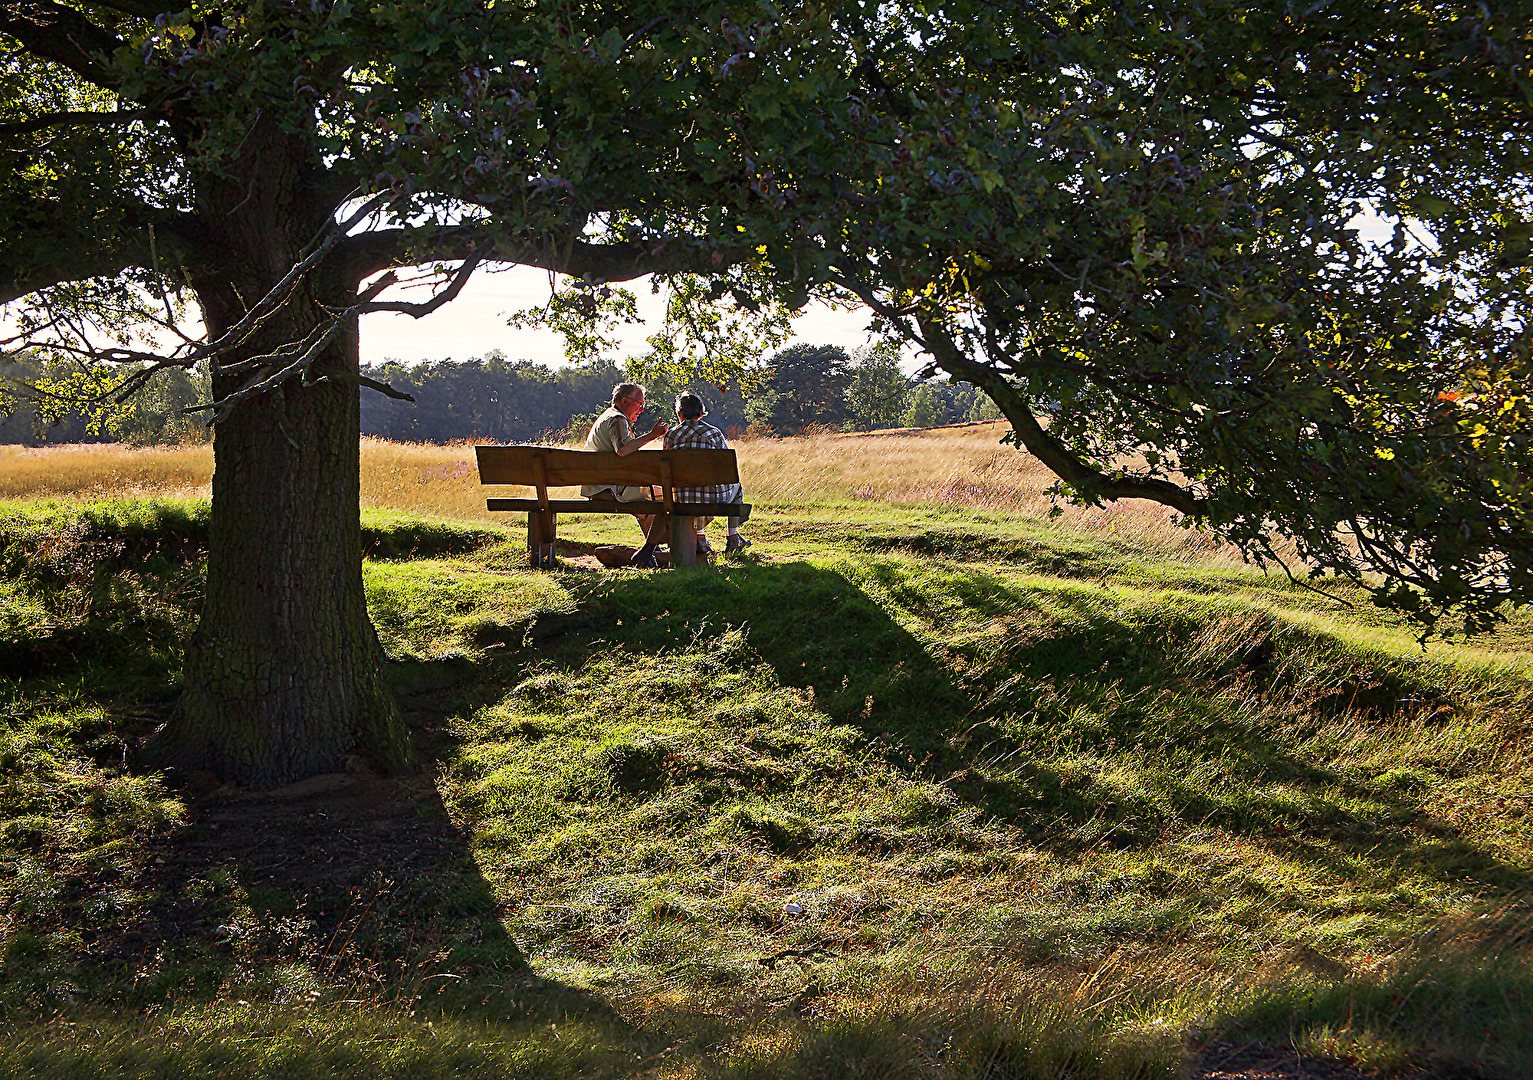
(0, 0), (866, 786)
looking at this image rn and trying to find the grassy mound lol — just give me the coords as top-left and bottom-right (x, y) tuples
(0, 498), (507, 562)
(0, 499), (510, 677)
(1, 497), (1530, 1077)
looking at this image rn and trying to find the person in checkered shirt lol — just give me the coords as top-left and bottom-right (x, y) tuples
(663, 393), (751, 555)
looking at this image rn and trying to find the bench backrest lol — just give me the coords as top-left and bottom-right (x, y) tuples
(475, 446), (739, 509)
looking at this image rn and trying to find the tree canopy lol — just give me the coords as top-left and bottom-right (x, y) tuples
(0, 0), (875, 784)
(503, 0), (1533, 634)
(728, 1), (1533, 634)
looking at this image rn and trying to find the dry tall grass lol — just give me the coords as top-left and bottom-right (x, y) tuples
(0, 423), (1242, 562)
(747, 422), (1246, 562)
(0, 443), (213, 501)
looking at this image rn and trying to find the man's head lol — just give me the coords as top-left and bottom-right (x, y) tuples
(675, 393), (706, 421)
(612, 382), (646, 421)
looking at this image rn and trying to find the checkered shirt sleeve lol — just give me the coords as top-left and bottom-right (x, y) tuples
(664, 420), (739, 505)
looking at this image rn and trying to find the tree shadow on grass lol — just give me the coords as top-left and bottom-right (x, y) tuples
(527, 558), (973, 760)
(533, 558), (1533, 902)
(5, 549), (1530, 1074)
(939, 571), (1533, 898)
(0, 645), (657, 1074)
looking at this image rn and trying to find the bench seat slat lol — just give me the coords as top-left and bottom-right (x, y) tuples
(487, 498), (750, 520)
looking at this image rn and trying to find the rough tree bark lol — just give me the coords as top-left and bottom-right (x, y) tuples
(150, 128), (410, 789)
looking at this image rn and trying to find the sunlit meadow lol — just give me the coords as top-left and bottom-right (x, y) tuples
(0, 422), (1240, 566)
(2, 424), (1530, 1079)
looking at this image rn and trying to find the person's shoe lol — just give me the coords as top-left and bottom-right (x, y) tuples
(696, 534), (715, 556)
(725, 533), (752, 554)
(629, 544), (659, 568)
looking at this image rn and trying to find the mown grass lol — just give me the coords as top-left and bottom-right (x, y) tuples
(1, 482), (1531, 1077)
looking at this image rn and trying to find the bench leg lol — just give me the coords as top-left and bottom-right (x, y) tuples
(528, 511), (557, 569)
(669, 513), (697, 567)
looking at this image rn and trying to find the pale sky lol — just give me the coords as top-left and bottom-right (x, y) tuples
(361, 211), (1396, 370)
(359, 266), (885, 368)
(1, 213), (1396, 372)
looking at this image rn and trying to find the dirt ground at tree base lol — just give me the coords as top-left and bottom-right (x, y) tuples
(178, 768), (466, 894)
(90, 763), (493, 982)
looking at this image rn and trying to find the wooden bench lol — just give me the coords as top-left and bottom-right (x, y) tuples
(475, 445), (752, 568)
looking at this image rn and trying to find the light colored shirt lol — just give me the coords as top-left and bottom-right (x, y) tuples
(581, 407), (634, 497)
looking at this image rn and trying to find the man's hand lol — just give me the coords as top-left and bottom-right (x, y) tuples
(615, 420), (668, 456)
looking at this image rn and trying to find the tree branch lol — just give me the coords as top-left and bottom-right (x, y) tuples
(1244, 125), (1311, 160)
(351, 249), (484, 316)
(813, 259), (1220, 519)
(0, 107), (151, 138)
(193, 192), (385, 369)
(0, 249), (136, 308)
(0, 202), (200, 305)
(189, 320), (349, 421)
(313, 372), (417, 402)
(0, 0), (126, 88)
(185, 221), (742, 419)
(336, 225), (737, 288)
(913, 310), (1207, 515)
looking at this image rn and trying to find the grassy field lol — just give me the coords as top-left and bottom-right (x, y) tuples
(1, 427), (1531, 1078)
(0, 424), (1247, 563)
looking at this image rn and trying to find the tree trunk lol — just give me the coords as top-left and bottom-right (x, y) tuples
(152, 143), (409, 789)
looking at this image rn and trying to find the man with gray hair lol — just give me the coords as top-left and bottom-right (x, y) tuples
(663, 392), (751, 555)
(583, 381), (669, 567)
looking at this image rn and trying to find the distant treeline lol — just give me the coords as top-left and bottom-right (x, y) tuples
(1, 343), (1000, 446)
(0, 354), (210, 446)
(357, 355), (718, 443)
(360, 343), (1000, 444)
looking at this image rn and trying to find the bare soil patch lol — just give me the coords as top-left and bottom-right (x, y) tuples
(75, 758), (505, 984)
(178, 770), (464, 894)
(1191, 1043), (1377, 1080)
